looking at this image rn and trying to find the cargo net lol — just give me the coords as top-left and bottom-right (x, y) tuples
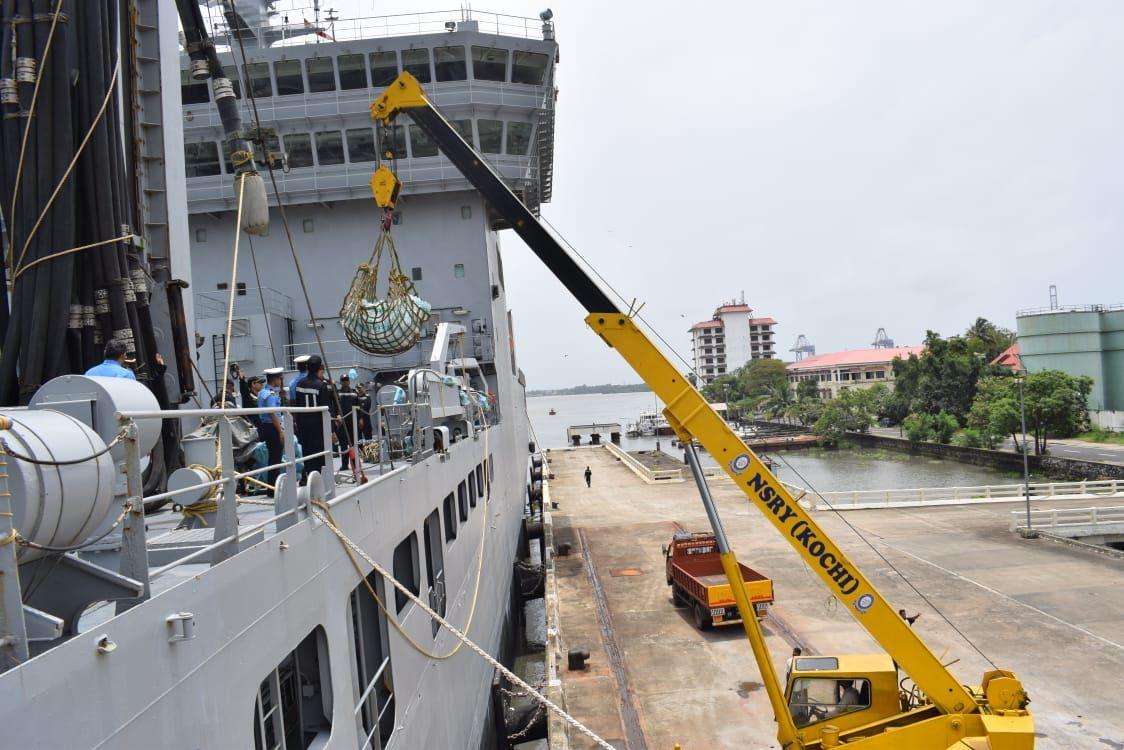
(340, 225), (432, 356)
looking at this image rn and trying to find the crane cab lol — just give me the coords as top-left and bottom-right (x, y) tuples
(785, 654), (902, 741)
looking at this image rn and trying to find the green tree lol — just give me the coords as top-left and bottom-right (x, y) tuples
(794, 396), (823, 427)
(892, 330), (989, 423)
(932, 411), (959, 444)
(795, 378), (820, 401)
(760, 383), (795, 422)
(964, 317), (1016, 362)
(902, 413), (932, 443)
(744, 358), (789, 396)
(812, 389), (877, 444)
(967, 371), (1093, 455)
(967, 376), (1021, 449)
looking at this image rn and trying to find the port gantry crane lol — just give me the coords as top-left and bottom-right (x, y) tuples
(370, 73), (1034, 750)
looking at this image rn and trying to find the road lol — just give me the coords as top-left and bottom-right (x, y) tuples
(868, 425), (1124, 466)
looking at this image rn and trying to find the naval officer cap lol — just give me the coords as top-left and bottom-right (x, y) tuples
(293, 354), (311, 365)
(263, 367), (284, 379)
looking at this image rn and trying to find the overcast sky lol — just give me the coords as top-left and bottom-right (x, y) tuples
(322, 1), (1124, 388)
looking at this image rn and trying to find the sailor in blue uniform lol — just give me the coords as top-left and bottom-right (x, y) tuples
(288, 354), (310, 404)
(84, 339), (136, 380)
(258, 367), (286, 493)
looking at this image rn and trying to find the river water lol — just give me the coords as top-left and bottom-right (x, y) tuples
(527, 391), (1026, 492)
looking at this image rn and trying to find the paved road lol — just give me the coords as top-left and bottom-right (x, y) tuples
(867, 425), (1124, 466)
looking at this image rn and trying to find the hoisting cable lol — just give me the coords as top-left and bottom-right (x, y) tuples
(0, 427), (126, 465)
(12, 53), (123, 276)
(773, 452), (998, 669)
(6, 0), (64, 268)
(10, 233), (133, 287)
(245, 233), (279, 366)
(218, 172), (248, 409)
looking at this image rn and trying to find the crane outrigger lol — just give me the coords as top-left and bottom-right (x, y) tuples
(369, 72), (1034, 749)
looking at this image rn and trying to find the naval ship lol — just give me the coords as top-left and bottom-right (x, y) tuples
(0, 1), (557, 747)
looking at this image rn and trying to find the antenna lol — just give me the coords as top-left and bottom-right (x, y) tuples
(1049, 284), (1058, 310)
(872, 328), (894, 349)
(790, 335), (815, 361)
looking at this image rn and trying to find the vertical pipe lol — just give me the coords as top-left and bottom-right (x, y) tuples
(0, 442), (30, 671)
(116, 419), (150, 614)
(1018, 376), (1032, 534)
(213, 417), (239, 563)
(277, 410), (298, 530)
(321, 407), (335, 499)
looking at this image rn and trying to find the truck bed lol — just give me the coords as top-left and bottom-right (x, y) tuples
(672, 556), (774, 609)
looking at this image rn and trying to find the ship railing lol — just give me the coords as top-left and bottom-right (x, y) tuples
(118, 404), (338, 586)
(203, 7), (546, 48)
(356, 655), (394, 750)
(195, 287), (294, 320)
(1016, 302), (1124, 317)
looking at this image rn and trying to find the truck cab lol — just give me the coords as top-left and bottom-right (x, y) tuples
(784, 654), (903, 741)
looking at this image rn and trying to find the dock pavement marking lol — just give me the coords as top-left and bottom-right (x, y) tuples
(879, 542), (1124, 653)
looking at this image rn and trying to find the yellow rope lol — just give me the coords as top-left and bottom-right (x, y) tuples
(180, 501), (218, 525)
(314, 406), (493, 660)
(0, 528), (18, 546)
(14, 53), (123, 275)
(10, 233), (132, 286)
(6, 0), (64, 269)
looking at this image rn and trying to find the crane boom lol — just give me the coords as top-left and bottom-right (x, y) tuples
(371, 72), (1032, 749)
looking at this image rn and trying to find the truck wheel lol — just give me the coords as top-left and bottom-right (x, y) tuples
(693, 602), (713, 630)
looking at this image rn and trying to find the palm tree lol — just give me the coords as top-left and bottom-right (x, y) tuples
(760, 384), (795, 424)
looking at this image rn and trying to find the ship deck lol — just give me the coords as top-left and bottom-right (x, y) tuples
(543, 446), (1124, 750)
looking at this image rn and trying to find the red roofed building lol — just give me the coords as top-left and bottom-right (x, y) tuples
(689, 296), (778, 383)
(786, 346), (924, 399)
(990, 342), (1021, 371)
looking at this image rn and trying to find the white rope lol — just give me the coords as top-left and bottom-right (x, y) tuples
(309, 499), (614, 750)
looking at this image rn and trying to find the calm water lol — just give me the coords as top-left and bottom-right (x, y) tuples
(528, 392), (1025, 492)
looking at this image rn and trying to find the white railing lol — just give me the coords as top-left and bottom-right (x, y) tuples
(799, 479), (1124, 510)
(604, 441), (684, 483)
(1008, 505), (1124, 532)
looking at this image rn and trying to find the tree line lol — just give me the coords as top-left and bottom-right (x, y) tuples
(700, 317), (1092, 454)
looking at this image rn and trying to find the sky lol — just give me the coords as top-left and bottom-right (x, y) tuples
(315, 1), (1124, 389)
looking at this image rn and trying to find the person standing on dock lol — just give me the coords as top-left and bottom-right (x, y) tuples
(584, 466), (592, 487)
(898, 609), (921, 626)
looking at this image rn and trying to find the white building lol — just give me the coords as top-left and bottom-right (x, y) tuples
(689, 299), (778, 384)
(786, 346), (923, 399)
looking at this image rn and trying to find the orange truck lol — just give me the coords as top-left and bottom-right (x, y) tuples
(664, 531), (774, 630)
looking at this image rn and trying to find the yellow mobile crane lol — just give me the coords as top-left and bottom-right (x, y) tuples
(370, 72), (1034, 750)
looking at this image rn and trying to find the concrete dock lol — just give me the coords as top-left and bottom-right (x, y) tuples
(543, 446), (1124, 750)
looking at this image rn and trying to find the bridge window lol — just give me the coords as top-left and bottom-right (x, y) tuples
(283, 133), (313, 169)
(443, 493), (457, 541)
(434, 45), (467, 81)
(457, 481), (468, 521)
(471, 46), (508, 81)
(346, 128), (377, 162)
(348, 572), (395, 749)
(506, 122), (532, 155)
(243, 62), (273, 98)
(476, 464), (485, 497)
(370, 51), (400, 86)
(337, 53), (367, 90)
(401, 48), (431, 83)
(511, 51), (549, 85)
(788, 677), (870, 729)
(274, 59), (304, 95)
(477, 119), (503, 154)
(408, 124), (438, 157)
(180, 68), (209, 104)
(184, 142), (221, 177)
(468, 472), (477, 508)
(392, 532), (420, 613)
(252, 626), (332, 750)
(422, 509), (446, 636)
(450, 119), (474, 147)
(306, 57), (336, 92)
(315, 130), (345, 166)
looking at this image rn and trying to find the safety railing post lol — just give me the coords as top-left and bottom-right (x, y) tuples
(277, 411), (299, 530)
(321, 408), (336, 499)
(212, 417), (240, 564)
(116, 419), (151, 613)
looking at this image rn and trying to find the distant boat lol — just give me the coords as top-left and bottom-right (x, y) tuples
(548, 408), (556, 415)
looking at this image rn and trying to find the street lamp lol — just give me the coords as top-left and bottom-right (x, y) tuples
(1016, 369), (1034, 537)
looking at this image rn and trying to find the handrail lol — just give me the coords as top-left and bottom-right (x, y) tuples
(1008, 505), (1124, 531)
(804, 479), (1123, 510)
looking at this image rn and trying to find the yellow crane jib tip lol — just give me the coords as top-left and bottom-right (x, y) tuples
(370, 166), (401, 209)
(369, 71), (428, 124)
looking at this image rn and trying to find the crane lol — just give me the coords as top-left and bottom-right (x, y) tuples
(370, 72), (1033, 749)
